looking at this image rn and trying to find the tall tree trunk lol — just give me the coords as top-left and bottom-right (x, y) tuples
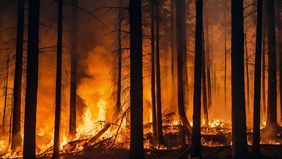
(53, 0), (63, 157)
(183, 47), (189, 108)
(2, 58), (9, 132)
(191, 0), (203, 157)
(202, 31), (208, 125)
(175, 0), (192, 135)
(151, 0), (157, 138)
(116, 0), (122, 113)
(204, 15), (212, 109)
(276, 0), (282, 123)
(170, 0), (176, 108)
(262, 3), (267, 123)
(69, 0), (78, 137)
(252, 0), (263, 157)
(231, 0), (249, 158)
(129, 0), (144, 158)
(23, 0), (40, 158)
(224, 0), (227, 110)
(266, 0), (277, 128)
(11, 0), (24, 150)
(155, 0), (164, 145)
(244, 34), (250, 122)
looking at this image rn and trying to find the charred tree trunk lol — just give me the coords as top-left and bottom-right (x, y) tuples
(252, 0), (263, 157)
(155, 0), (164, 145)
(191, 0), (203, 157)
(175, 0), (192, 135)
(116, 0), (123, 113)
(183, 48), (189, 108)
(224, 0), (227, 110)
(2, 58), (9, 132)
(202, 33), (208, 125)
(244, 34), (250, 121)
(266, 0), (277, 129)
(69, 0), (78, 137)
(204, 18), (212, 109)
(53, 0), (63, 157)
(151, 0), (157, 138)
(11, 0), (24, 150)
(23, 0), (40, 158)
(129, 0), (144, 158)
(277, 0), (282, 123)
(170, 0), (176, 108)
(262, 2), (267, 123)
(231, 0), (249, 158)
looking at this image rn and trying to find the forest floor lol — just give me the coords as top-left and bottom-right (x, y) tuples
(37, 145), (282, 159)
(38, 126), (282, 159)
(1, 126), (282, 159)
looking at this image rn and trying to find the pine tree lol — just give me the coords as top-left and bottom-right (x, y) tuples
(129, 0), (144, 158)
(23, 0), (40, 158)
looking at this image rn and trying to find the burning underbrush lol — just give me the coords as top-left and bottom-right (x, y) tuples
(0, 101), (281, 158)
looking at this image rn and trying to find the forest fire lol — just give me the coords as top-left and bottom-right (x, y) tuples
(0, 0), (281, 158)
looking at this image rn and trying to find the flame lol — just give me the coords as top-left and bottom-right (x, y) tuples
(76, 98), (107, 137)
(0, 140), (7, 152)
(208, 119), (225, 128)
(97, 99), (106, 121)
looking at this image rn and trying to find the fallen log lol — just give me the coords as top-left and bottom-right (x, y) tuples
(83, 124), (111, 148)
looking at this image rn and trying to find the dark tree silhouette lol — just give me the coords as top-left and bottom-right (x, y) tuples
(262, 0), (267, 122)
(155, 0), (164, 145)
(191, 0), (203, 157)
(266, 0), (277, 129)
(202, 28), (208, 125)
(231, 0), (249, 158)
(151, 0), (157, 138)
(23, 0), (40, 158)
(252, 0), (263, 157)
(175, 0), (192, 135)
(277, 0), (282, 123)
(116, 0), (123, 113)
(244, 34), (250, 117)
(170, 0), (176, 108)
(129, 0), (144, 158)
(11, 0), (24, 150)
(69, 0), (78, 137)
(205, 21), (212, 109)
(53, 0), (63, 157)
(2, 57), (9, 132)
(223, 0), (228, 110)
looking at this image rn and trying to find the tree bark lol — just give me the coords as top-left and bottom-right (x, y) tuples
(155, 0), (164, 145)
(129, 0), (144, 158)
(175, 0), (192, 135)
(262, 2), (267, 123)
(231, 0), (249, 158)
(252, 0), (263, 157)
(224, 0), (227, 110)
(116, 0), (123, 114)
(202, 27), (208, 125)
(266, 0), (277, 128)
(204, 16), (212, 109)
(11, 0), (24, 150)
(151, 0), (157, 138)
(2, 58), (9, 132)
(276, 0), (282, 123)
(191, 0), (203, 157)
(53, 0), (63, 157)
(170, 0), (176, 108)
(69, 0), (78, 137)
(244, 34), (250, 119)
(23, 0), (40, 158)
